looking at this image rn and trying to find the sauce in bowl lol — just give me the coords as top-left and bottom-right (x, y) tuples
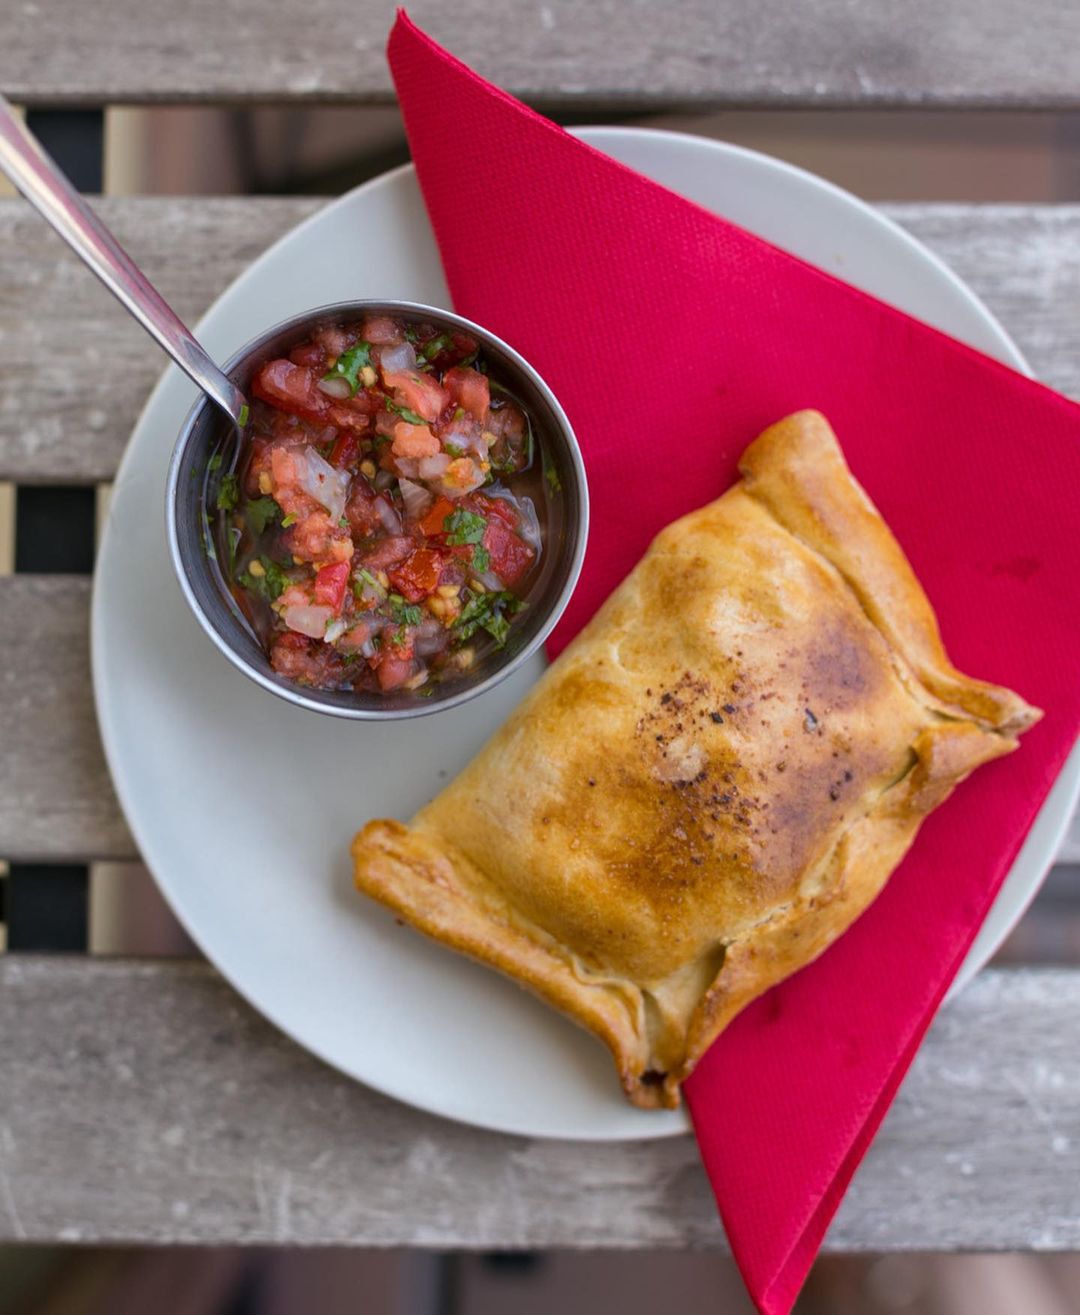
(205, 313), (555, 695)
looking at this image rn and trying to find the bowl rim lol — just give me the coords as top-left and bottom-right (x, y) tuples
(165, 298), (589, 720)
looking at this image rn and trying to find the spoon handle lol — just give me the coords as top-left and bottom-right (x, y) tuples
(0, 94), (248, 429)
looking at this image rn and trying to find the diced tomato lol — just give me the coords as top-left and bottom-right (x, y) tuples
(388, 547), (444, 603)
(438, 558), (466, 588)
(382, 369), (449, 423)
(346, 481), (388, 537)
(484, 401), (529, 472)
(391, 420), (441, 459)
(443, 367), (490, 422)
(270, 631), (343, 687)
(359, 536), (415, 571)
(476, 493), (519, 529)
(313, 560), (350, 613)
(329, 430), (360, 469)
(314, 325), (354, 358)
(419, 495), (455, 538)
(328, 404), (372, 433)
(284, 511), (353, 565)
(360, 315), (403, 346)
(289, 342), (326, 369)
(252, 359), (330, 421)
(338, 618), (376, 652)
(375, 649), (415, 691)
(483, 515), (534, 586)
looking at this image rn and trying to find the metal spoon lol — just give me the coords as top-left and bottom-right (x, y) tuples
(0, 93), (249, 434)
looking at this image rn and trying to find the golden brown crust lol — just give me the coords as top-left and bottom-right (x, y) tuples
(739, 412), (1040, 737)
(351, 410), (1040, 1108)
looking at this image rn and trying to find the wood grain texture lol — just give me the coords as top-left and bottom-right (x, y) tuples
(0, 199), (322, 485)
(3, 0), (1080, 107)
(4, 200), (1080, 482)
(0, 577), (133, 861)
(0, 958), (1076, 1248)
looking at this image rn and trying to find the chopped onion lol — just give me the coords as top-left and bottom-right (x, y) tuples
(373, 495), (403, 535)
(360, 637), (378, 660)
(415, 631), (449, 658)
(379, 341), (417, 375)
(316, 375), (353, 400)
(472, 568), (505, 593)
(283, 603), (333, 638)
(437, 458), (485, 498)
(373, 468), (398, 492)
(399, 477), (435, 522)
(390, 456), (419, 480)
(323, 617), (348, 644)
(403, 665), (430, 691)
(442, 415), (485, 456)
(418, 452), (452, 481)
(487, 489), (542, 552)
(297, 447), (350, 521)
(514, 494), (542, 552)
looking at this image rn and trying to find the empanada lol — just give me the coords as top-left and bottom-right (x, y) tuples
(351, 410), (1039, 1108)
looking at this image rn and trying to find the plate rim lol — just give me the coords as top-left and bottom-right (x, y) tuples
(90, 125), (1073, 1141)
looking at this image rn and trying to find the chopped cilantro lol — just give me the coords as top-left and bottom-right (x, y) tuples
(281, 513), (298, 528)
(387, 593), (422, 626)
(387, 400), (426, 426)
(216, 472), (240, 511)
(240, 555), (290, 602)
(403, 324), (422, 343)
(208, 453), (223, 472)
(471, 543), (491, 573)
(237, 403), (250, 428)
(322, 341), (372, 395)
(453, 588), (524, 647)
(458, 350), (478, 369)
(484, 609), (512, 646)
(444, 508), (487, 546)
(421, 333), (453, 360)
(244, 497), (280, 535)
(445, 442), (466, 458)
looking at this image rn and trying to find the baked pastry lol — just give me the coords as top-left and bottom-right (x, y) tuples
(351, 410), (1039, 1108)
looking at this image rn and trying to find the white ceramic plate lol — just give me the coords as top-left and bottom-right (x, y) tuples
(92, 128), (1080, 1141)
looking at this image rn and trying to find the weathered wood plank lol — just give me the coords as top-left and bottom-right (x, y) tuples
(0, 959), (1076, 1248)
(3, 0), (1080, 108)
(0, 199), (322, 485)
(3, 200), (1080, 483)
(0, 577), (133, 861)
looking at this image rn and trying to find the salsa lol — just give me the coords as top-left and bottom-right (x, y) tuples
(206, 314), (546, 694)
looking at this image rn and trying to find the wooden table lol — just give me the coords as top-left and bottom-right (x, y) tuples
(1, 0), (1078, 1255)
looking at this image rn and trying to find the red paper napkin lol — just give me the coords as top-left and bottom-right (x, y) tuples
(388, 12), (1080, 1311)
